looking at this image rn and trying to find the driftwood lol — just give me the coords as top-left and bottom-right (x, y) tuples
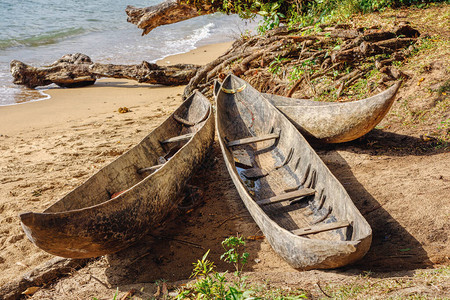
(11, 53), (200, 89)
(183, 23), (418, 99)
(0, 258), (90, 300)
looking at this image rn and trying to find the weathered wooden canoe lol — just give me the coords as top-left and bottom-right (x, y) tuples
(213, 79), (400, 143)
(19, 91), (214, 258)
(216, 74), (372, 269)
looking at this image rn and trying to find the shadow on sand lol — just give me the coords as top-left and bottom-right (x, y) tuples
(103, 144), (265, 286)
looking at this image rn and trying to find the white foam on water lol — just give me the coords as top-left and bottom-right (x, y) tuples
(154, 23), (215, 63)
(0, 86), (51, 107)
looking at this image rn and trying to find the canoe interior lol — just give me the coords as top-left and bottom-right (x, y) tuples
(217, 75), (371, 245)
(44, 93), (210, 213)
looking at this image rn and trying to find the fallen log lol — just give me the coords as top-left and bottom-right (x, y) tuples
(10, 23), (419, 101)
(10, 53), (201, 89)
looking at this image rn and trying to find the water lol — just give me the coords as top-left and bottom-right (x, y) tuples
(0, 0), (259, 106)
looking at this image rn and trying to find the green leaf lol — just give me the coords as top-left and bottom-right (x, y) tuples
(202, 249), (211, 261)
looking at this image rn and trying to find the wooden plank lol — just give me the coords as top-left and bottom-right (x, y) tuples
(227, 133), (279, 147)
(161, 132), (194, 144)
(292, 221), (350, 236)
(242, 167), (269, 180)
(256, 188), (315, 206)
(233, 149), (253, 169)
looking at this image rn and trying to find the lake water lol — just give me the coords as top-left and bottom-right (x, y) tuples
(0, 0), (258, 106)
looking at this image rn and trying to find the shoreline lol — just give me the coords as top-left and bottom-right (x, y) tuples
(0, 41), (232, 136)
(1, 40), (233, 109)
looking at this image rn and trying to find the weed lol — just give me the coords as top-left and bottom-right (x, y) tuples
(269, 55), (289, 76)
(289, 65), (304, 82)
(221, 234), (249, 278)
(190, 249), (215, 279)
(258, 2), (286, 34)
(437, 119), (450, 131)
(176, 236), (252, 299)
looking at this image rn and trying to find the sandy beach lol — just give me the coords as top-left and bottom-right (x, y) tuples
(1, 36), (449, 299)
(0, 42), (232, 287)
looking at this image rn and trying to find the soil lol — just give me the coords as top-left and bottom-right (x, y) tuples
(1, 4), (449, 300)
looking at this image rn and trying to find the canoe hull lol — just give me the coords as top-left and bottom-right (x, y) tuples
(20, 91), (214, 258)
(266, 83), (401, 143)
(216, 75), (372, 269)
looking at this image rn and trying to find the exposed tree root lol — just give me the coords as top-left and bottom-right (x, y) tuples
(11, 23), (419, 102)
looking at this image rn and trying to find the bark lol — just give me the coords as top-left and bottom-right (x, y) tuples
(10, 53), (201, 89)
(329, 28), (361, 39)
(126, 0), (203, 36)
(126, 0), (224, 35)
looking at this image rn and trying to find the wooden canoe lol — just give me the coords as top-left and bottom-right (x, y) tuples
(216, 74), (372, 269)
(213, 79), (400, 143)
(19, 91), (214, 258)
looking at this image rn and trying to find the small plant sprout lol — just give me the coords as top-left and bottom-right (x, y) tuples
(220, 235), (250, 278)
(191, 249), (215, 279)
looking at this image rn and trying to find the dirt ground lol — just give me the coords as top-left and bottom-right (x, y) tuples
(1, 4), (449, 300)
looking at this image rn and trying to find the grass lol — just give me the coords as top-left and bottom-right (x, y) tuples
(322, 266), (450, 299)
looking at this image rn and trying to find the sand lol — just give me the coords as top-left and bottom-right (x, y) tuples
(0, 42), (232, 288)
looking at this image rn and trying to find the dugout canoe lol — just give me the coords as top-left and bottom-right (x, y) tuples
(213, 79), (400, 143)
(19, 91), (214, 258)
(216, 74), (372, 269)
